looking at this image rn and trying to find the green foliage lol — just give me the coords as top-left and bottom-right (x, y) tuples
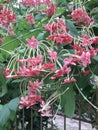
(0, 66), (7, 97)
(66, 20), (79, 36)
(0, 98), (19, 129)
(1, 36), (19, 58)
(0, 0), (98, 129)
(61, 85), (75, 118)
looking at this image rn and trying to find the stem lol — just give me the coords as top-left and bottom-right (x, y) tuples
(63, 53), (80, 58)
(0, 48), (11, 54)
(42, 87), (69, 111)
(56, 60), (63, 68)
(75, 83), (98, 110)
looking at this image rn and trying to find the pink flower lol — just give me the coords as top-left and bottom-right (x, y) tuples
(51, 69), (64, 79)
(28, 80), (42, 92)
(19, 81), (42, 109)
(63, 77), (76, 84)
(89, 48), (96, 58)
(19, 94), (42, 109)
(26, 36), (39, 48)
(21, 0), (41, 6)
(39, 101), (52, 117)
(42, 62), (55, 71)
(48, 50), (58, 61)
(63, 57), (76, 66)
(71, 8), (93, 26)
(16, 66), (41, 77)
(0, 7), (16, 26)
(92, 37), (98, 44)
(0, 38), (3, 44)
(80, 51), (91, 67)
(16, 55), (44, 77)
(44, 18), (68, 33)
(26, 14), (35, 25)
(64, 67), (71, 74)
(44, 21), (58, 33)
(41, 3), (56, 16)
(19, 96), (30, 109)
(8, 25), (15, 35)
(80, 35), (94, 47)
(47, 33), (73, 45)
(83, 70), (89, 76)
(26, 55), (43, 66)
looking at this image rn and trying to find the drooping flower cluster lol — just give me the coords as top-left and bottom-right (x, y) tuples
(73, 34), (98, 67)
(19, 81), (42, 109)
(21, 0), (42, 6)
(0, 7), (16, 26)
(5, 49), (57, 79)
(51, 57), (77, 83)
(39, 101), (52, 117)
(21, 0), (56, 16)
(41, 2), (56, 16)
(26, 14), (35, 25)
(26, 36), (39, 48)
(45, 18), (73, 45)
(71, 8), (94, 26)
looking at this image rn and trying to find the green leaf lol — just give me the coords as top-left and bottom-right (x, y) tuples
(0, 126), (7, 130)
(0, 54), (4, 62)
(94, 55), (98, 61)
(0, 104), (3, 111)
(8, 97), (19, 112)
(66, 20), (78, 36)
(55, 7), (66, 16)
(61, 85), (75, 118)
(9, 110), (16, 121)
(0, 98), (19, 127)
(1, 36), (19, 58)
(91, 7), (98, 15)
(0, 67), (7, 97)
(0, 105), (10, 126)
(37, 32), (45, 40)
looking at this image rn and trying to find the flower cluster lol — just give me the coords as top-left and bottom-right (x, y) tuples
(73, 35), (98, 67)
(26, 14), (35, 25)
(0, 7), (16, 26)
(19, 81), (42, 109)
(21, 0), (56, 16)
(71, 8), (94, 26)
(3, 1), (98, 118)
(41, 2), (56, 16)
(21, 0), (42, 6)
(45, 18), (73, 45)
(26, 36), (39, 48)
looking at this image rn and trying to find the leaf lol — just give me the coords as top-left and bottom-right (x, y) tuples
(37, 32), (45, 40)
(61, 85), (75, 118)
(9, 110), (16, 121)
(0, 105), (10, 126)
(1, 36), (19, 58)
(94, 55), (98, 62)
(0, 97), (19, 127)
(55, 7), (66, 16)
(66, 20), (78, 36)
(8, 97), (19, 112)
(0, 104), (3, 111)
(91, 7), (98, 15)
(0, 54), (4, 62)
(0, 67), (7, 97)
(0, 126), (7, 130)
